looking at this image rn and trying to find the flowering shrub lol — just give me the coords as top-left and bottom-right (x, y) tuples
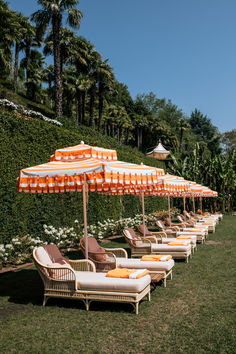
(151, 207), (180, 221)
(42, 224), (79, 248)
(0, 99), (62, 126)
(0, 235), (42, 267)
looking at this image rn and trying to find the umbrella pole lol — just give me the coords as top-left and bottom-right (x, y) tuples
(83, 175), (88, 260)
(200, 197), (202, 212)
(183, 196), (186, 212)
(141, 191), (146, 236)
(168, 196), (171, 225)
(193, 196), (195, 214)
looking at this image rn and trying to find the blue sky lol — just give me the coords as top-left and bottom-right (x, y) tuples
(8, 0), (236, 133)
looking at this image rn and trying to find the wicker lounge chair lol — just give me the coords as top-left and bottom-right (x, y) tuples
(184, 211), (216, 232)
(123, 228), (192, 262)
(138, 224), (197, 253)
(33, 245), (151, 314)
(80, 237), (174, 287)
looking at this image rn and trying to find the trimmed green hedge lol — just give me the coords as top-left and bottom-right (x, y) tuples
(0, 111), (167, 242)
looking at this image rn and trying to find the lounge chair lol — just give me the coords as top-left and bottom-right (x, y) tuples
(33, 244), (151, 314)
(164, 217), (207, 244)
(123, 228), (192, 263)
(80, 237), (174, 287)
(184, 211), (216, 232)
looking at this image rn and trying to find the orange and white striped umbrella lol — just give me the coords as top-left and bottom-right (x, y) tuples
(18, 158), (165, 194)
(50, 141), (117, 162)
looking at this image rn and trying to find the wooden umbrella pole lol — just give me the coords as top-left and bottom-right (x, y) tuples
(168, 195), (171, 225)
(83, 173), (88, 260)
(200, 196), (202, 212)
(193, 196), (195, 214)
(141, 191), (146, 236)
(183, 196), (186, 212)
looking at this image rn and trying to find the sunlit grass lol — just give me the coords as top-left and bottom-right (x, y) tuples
(0, 215), (235, 353)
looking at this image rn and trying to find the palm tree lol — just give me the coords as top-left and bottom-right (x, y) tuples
(13, 13), (32, 92)
(21, 50), (45, 101)
(0, 1), (19, 78)
(31, 0), (83, 119)
(177, 118), (191, 152)
(43, 64), (54, 107)
(97, 59), (114, 130)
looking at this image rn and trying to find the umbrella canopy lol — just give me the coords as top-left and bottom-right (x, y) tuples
(50, 141), (118, 162)
(18, 158), (165, 194)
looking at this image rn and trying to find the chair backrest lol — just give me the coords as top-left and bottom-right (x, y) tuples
(138, 224), (152, 236)
(156, 220), (165, 230)
(177, 215), (184, 223)
(164, 218), (171, 227)
(80, 237), (107, 262)
(184, 211), (191, 219)
(34, 244), (69, 266)
(123, 228), (141, 240)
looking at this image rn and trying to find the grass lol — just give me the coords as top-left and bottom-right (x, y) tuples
(0, 215), (235, 353)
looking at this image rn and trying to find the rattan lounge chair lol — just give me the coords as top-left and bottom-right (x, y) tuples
(80, 237), (174, 287)
(123, 228), (192, 262)
(138, 224), (197, 253)
(33, 245), (151, 314)
(164, 218), (207, 244)
(184, 211), (216, 232)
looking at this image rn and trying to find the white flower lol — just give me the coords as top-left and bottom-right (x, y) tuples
(5, 244), (13, 249)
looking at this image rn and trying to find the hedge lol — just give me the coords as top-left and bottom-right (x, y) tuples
(0, 111), (167, 243)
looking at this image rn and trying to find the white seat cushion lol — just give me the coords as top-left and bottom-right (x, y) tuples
(152, 244), (191, 252)
(116, 257), (175, 271)
(74, 271), (151, 292)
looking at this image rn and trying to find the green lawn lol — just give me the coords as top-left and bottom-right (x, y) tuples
(0, 216), (235, 353)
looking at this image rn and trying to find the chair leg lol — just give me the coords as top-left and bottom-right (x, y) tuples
(135, 302), (139, 315)
(43, 296), (49, 306)
(164, 277), (167, 288)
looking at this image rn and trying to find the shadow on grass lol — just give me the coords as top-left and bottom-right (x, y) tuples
(0, 269), (43, 306)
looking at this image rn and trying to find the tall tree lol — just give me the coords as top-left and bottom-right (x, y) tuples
(189, 109), (221, 153)
(0, 1), (18, 78)
(176, 118), (190, 152)
(32, 0), (82, 119)
(97, 59), (114, 130)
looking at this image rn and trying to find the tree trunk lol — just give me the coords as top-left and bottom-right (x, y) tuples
(52, 13), (63, 119)
(89, 83), (96, 127)
(13, 42), (20, 93)
(179, 128), (183, 152)
(67, 95), (73, 118)
(98, 83), (104, 130)
(81, 91), (85, 124)
(25, 41), (31, 83)
(137, 128), (140, 148)
(76, 88), (81, 126)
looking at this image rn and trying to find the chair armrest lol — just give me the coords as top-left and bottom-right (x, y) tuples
(69, 259), (96, 272)
(103, 247), (128, 258)
(140, 236), (157, 243)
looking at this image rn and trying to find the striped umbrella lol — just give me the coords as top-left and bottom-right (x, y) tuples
(18, 145), (165, 258)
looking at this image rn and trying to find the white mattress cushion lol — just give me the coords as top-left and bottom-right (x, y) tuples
(161, 237), (196, 245)
(152, 243), (191, 252)
(73, 271), (151, 292)
(116, 257), (175, 271)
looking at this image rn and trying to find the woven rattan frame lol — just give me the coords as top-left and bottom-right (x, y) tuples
(33, 248), (150, 314)
(123, 230), (191, 262)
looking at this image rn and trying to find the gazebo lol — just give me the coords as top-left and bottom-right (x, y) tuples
(146, 140), (170, 160)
